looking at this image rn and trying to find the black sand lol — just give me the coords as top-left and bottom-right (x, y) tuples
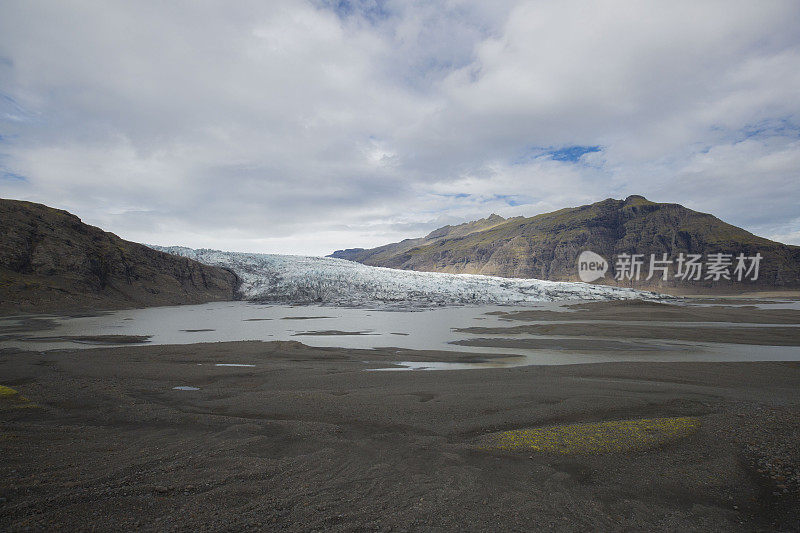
(2, 299), (800, 531)
(1, 339), (799, 531)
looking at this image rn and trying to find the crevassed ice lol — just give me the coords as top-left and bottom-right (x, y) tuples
(153, 246), (663, 306)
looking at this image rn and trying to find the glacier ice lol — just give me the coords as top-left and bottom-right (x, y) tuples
(153, 246), (665, 307)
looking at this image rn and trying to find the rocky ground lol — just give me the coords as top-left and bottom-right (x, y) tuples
(1, 338), (799, 531)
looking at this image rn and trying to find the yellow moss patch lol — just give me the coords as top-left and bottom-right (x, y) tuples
(481, 417), (700, 454)
(0, 385), (19, 398)
(0, 385), (37, 408)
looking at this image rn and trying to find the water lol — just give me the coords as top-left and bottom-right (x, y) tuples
(0, 301), (531, 354)
(1, 300), (798, 369)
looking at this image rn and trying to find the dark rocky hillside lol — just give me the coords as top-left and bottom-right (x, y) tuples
(331, 196), (800, 292)
(0, 199), (239, 315)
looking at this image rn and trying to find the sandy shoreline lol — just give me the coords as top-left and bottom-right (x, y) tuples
(2, 337), (799, 531)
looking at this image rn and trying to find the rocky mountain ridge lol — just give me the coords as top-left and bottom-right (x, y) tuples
(330, 196), (800, 291)
(0, 199), (239, 315)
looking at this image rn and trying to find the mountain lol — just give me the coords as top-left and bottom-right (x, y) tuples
(0, 199), (239, 315)
(330, 196), (800, 291)
(330, 213), (512, 265)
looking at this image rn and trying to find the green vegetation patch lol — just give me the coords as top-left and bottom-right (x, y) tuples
(480, 417), (700, 454)
(0, 385), (19, 398)
(0, 384), (38, 409)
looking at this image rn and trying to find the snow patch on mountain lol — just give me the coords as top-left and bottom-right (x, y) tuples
(153, 246), (664, 306)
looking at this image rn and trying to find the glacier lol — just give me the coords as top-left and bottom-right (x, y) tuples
(154, 246), (664, 307)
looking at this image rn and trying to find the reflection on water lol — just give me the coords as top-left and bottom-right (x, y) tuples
(1, 300), (799, 369)
(370, 358), (527, 371)
(0, 301), (529, 354)
(369, 342), (800, 370)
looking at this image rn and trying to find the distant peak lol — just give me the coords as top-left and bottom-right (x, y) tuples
(624, 195), (650, 203)
(486, 213), (504, 221)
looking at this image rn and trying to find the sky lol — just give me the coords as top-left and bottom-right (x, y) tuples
(1, 0), (799, 256)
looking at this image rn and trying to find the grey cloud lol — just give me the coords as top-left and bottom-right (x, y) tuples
(0, 0), (799, 255)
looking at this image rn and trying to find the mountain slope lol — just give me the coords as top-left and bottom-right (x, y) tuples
(0, 199), (239, 315)
(330, 213), (513, 266)
(330, 196), (800, 290)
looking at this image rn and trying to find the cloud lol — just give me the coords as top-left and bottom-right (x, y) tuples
(0, 0), (799, 255)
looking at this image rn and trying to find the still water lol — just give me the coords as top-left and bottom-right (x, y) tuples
(1, 300), (799, 369)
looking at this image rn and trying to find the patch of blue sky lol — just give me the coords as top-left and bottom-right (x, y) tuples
(513, 145), (602, 165)
(1, 170), (26, 182)
(0, 92), (36, 123)
(0, 92), (24, 111)
(739, 117), (800, 140)
(414, 56), (460, 77)
(491, 194), (532, 207)
(317, 0), (392, 24)
(547, 145), (601, 162)
(435, 192), (470, 199)
(429, 192), (532, 209)
(0, 132), (20, 144)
